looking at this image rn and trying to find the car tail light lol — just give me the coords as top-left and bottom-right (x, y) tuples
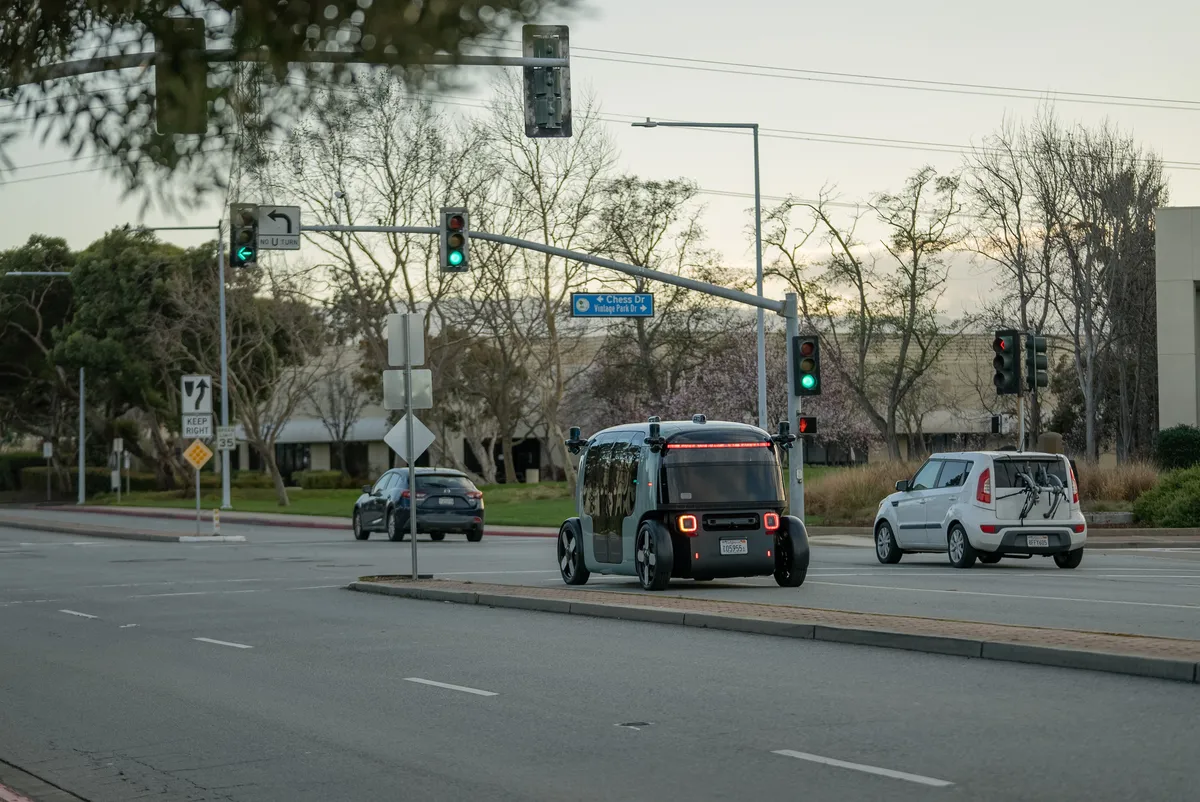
(976, 468), (992, 504)
(467, 490), (483, 499)
(763, 512), (780, 532)
(1073, 523), (1086, 533)
(677, 514), (699, 534)
(400, 490), (427, 500)
(1068, 464), (1079, 504)
(980, 524), (997, 534)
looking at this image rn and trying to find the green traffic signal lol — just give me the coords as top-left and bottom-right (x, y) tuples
(800, 374), (816, 390)
(448, 250), (464, 266)
(237, 246), (255, 262)
(792, 336), (822, 396)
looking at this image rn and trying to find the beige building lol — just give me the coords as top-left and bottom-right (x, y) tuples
(1155, 207), (1200, 428)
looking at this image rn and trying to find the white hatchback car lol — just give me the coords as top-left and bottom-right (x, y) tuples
(872, 451), (1087, 569)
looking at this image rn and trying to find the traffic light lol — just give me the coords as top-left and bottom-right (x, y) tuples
(792, 335), (821, 396)
(992, 329), (1022, 395)
(796, 416), (818, 436)
(155, 18), (208, 135)
(439, 207), (469, 273)
(522, 25), (572, 138)
(229, 203), (258, 268)
(1025, 334), (1048, 391)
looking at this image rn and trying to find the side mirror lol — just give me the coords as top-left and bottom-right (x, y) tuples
(895, 480), (910, 492)
(362, 484), (373, 495)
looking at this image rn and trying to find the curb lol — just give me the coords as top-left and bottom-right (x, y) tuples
(0, 516), (245, 544)
(348, 581), (1200, 685)
(0, 757), (87, 802)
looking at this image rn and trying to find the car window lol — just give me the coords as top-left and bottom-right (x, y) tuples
(661, 441), (784, 505)
(386, 472), (404, 491)
(421, 474), (475, 490)
(909, 460), (942, 491)
(935, 460), (972, 489)
(993, 457), (1069, 488)
(372, 473), (392, 493)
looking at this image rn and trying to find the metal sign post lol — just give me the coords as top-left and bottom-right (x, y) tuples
(404, 315), (419, 581)
(182, 440), (214, 536)
(42, 441), (52, 501)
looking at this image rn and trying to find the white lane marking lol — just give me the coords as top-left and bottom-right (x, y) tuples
(808, 581), (1200, 610)
(404, 677), (498, 697)
(0, 599), (61, 607)
(194, 637), (253, 649)
(131, 591), (207, 598)
(59, 609), (98, 619)
(438, 570), (561, 576)
(287, 585), (345, 590)
(119, 624), (138, 629)
(1096, 574), (1200, 579)
(773, 750), (953, 788)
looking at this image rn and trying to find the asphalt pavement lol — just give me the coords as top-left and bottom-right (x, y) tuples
(3, 514), (1200, 800)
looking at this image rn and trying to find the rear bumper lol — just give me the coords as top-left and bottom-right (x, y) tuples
(971, 525), (1086, 555)
(400, 511), (484, 533)
(673, 532), (775, 579)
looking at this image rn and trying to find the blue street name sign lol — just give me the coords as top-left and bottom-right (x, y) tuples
(571, 293), (655, 318)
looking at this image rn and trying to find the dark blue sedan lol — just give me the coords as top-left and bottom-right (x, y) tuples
(352, 468), (485, 542)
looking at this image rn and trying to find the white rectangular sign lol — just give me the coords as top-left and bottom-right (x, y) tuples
(112, 437), (123, 454)
(42, 442), (52, 459)
(182, 413), (213, 439)
(257, 205), (301, 250)
(382, 369), (434, 410)
(181, 375), (213, 414)
(384, 414), (436, 464)
(386, 312), (425, 367)
(216, 426), (237, 451)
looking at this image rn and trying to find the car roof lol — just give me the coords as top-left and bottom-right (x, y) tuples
(591, 419), (770, 439)
(387, 467), (468, 476)
(925, 451), (1066, 460)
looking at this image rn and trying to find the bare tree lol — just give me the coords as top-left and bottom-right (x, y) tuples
(765, 168), (969, 459)
(306, 349), (369, 479)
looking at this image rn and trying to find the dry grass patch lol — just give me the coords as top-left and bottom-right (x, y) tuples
(1077, 461), (1159, 502)
(805, 462), (921, 525)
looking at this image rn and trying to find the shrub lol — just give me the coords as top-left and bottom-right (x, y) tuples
(804, 462), (921, 525)
(293, 469), (354, 490)
(1075, 461), (1159, 502)
(0, 451), (43, 491)
(1153, 425), (1200, 470)
(1133, 466), (1200, 527)
(232, 471), (274, 489)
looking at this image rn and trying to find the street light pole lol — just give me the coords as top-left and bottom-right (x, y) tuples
(632, 119), (769, 430)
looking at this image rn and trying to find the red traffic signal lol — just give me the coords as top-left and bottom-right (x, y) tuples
(448, 215), (465, 231)
(797, 416), (817, 435)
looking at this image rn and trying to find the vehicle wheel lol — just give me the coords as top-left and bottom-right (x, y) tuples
(386, 509), (406, 542)
(774, 530), (809, 587)
(1054, 548), (1084, 569)
(352, 511), (369, 541)
(947, 524), (977, 568)
(558, 520), (589, 586)
(429, 532), (445, 542)
(635, 521), (673, 591)
(875, 521), (902, 564)
(466, 527), (484, 543)
(979, 552), (1002, 564)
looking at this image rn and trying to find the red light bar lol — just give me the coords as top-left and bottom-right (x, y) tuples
(669, 442), (771, 449)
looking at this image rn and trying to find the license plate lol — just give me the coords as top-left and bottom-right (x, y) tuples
(438, 497), (455, 506)
(719, 539), (748, 556)
(1026, 535), (1049, 548)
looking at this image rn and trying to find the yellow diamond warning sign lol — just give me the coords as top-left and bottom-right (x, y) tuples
(183, 439), (213, 470)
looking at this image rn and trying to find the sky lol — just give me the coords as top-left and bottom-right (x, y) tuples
(3, 0), (1199, 316)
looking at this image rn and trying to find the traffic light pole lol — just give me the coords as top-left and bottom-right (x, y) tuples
(217, 221), (231, 509)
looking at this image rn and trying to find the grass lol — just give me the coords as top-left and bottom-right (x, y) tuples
(1076, 461), (1159, 503)
(803, 462), (921, 526)
(90, 481), (575, 528)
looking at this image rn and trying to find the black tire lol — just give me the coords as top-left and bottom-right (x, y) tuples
(980, 552), (1002, 564)
(635, 521), (673, 591)
(875, 521), (902, 564)
(466, 526), (484, 543)
(1054, 548), (1084, 569)
(947, 524), (977, 568)
(557, 519), (589, 586)
(386, 509), (406, 542)
(429, 532), (445, 542)
(352, 511), (369, 541)
(774, 529), (809, 587)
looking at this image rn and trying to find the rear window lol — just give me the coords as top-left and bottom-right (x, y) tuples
(419, 474), (476, 490)
(993, 458), (1068, 488)
(661, 442), (783, 505)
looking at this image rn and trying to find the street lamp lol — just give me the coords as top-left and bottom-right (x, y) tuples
(3, 270), (85, 504)
(632, 118), (768, 430)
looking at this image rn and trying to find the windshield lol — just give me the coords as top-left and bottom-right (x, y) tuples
(418, 474), (476, 491)
(661, 442), (784, 505)
(993, 458), (1067, 488)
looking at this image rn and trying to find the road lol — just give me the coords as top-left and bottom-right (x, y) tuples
(2, 516), (1200, 800)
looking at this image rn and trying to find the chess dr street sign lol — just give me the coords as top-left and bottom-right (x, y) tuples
(216, 426), (237, 451)
(182, 414), (213, 439)
(183, 439), (214, 470)
(571, 293), (654, 318)
(257, 205), (301, 250)
(181, 375), (213, 414)
(384, 414), (436, 464)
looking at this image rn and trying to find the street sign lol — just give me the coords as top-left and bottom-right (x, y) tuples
(182, 414), (213, 439)
(42, 442), (52, 459)
(183, 439), (214, 470)
(112, 437), (123, 453)
(571, 293), (654, 318)
(257, 205), (301, 250)
(384, 414), (436, 464)
(387, 312), (426, 367)
(216, 426), (236, 451)
(382, 369), (434, 410)
(181, 374), (213, 414)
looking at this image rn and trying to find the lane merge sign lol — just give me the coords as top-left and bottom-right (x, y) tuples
(571, 293), (654, 318)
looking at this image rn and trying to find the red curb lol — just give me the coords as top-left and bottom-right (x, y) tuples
(0, 782), (35, 802)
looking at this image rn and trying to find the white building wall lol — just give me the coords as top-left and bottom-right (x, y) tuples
(1155, 207), (1200, 428)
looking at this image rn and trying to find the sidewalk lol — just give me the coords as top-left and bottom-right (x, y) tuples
(351, 578), (1200, 684)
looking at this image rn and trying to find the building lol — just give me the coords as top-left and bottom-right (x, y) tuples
(1155, 207), (1200, 428)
